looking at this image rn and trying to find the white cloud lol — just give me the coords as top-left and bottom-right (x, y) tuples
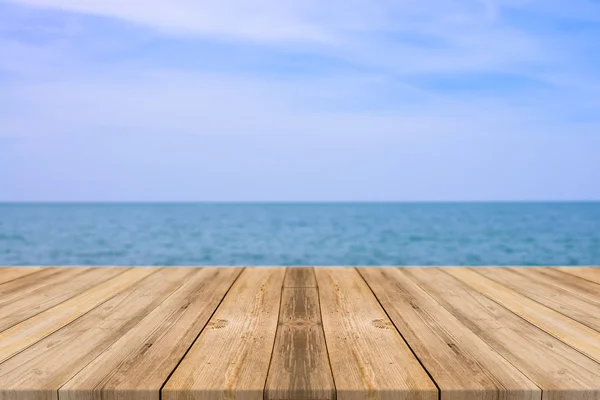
(0, 65), (586, 142)
(5, 0), (337, 43)
(1, 0), (600, 200)
(2, 0), (586, 83)
(1, 0), (599, 140)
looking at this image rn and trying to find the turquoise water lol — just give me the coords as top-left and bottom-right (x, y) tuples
(0, 203), (599, 266)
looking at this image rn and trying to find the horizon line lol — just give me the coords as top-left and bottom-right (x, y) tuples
(1, 200), (599, 204)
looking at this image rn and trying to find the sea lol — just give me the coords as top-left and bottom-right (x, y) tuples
(0, 202), (599, 266)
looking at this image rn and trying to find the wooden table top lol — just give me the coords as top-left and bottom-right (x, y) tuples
(1, 266), (599, 400)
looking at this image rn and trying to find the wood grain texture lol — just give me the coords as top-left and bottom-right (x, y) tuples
(0, 267), (127, 332)
(406, 268), (600, 400)
(60, 267), (243, 400)
(0, 268), (194, 400)
(265, 287), (335, 400)
(1, 266), (600, 400)
(315, 267), (438, 400)
(284, 268), (317, 288)
(474, 267), (600, 332)
(556, 267), (600, 285)
(523, 268), (600, 304)
(162, 267), (286, 400)
(445, 267), (600, 363)
(0, 267), (157, 364)
(0, 268), (79, 307)
(359, 267), (540, 400)
(0, 267), (43, 285)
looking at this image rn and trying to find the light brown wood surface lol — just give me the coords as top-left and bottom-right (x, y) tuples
(0, 268), (188, 400)
(265, 268), (334, 400)
(408, 268), (600, 400)
(0, 267), (43, 285)
(359, 267), (540, 400)
(521, 267), (600, 304)
(556, 267), (600, 285)
(316, 267), (438, 400)
(0, 268), (157, 364)
(1, 266), (600, 400)
(162, 267), (286, 400)
(474, 267), (600, 331)
(284, 267), (317, 288)
(0, 268), (78, 306)
(60, 267), (242, 400)
(445, 267), (600, 364)
(0, 267), (126, 331)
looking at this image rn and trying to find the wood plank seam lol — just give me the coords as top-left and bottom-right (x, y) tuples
(316, 268), (438, 399)
(156, 267), (247, 399)
(478, 268), (600, 334)
(57, 268), (243, 400)
(263, 268), (288, 399)
(355, 267), (442, 400)
(0, 268), (70, 306)
(1, 266), (599, 400)
(521, 268), (600, 306)
(0, 267), (160, 365)
(0, 267), (44, 285)
(0, 268), (87, 317)
(550, 268), (600, 289)
(556, 268), (600, 286)
(162, 267), (286, 400)
(266, 267), (336, 400)
(315, 274), (337, 400)
(471, 268), (600, 335)
(359, 267), (544, 400)
(0, 267), (129, 333)
(444, 268), (600, 366)
(449, 271), (545, 399)
(0, 268), (136, 364)
(541, 267), (600, 281)
(0, 267), (184, 400)
(313, 267), (338, 400)
(410, 268), (600, 400)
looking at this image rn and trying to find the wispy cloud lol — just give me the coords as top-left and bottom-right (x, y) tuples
(1, 0), (599, 200)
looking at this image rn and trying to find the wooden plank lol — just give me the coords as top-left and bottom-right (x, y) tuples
(557, 267), (600, 285)
(405, 268), (600, 400)
(0, 268), (79, 306)
(0, 267), (157, 364)
(0, 267), (127, 332)
(267, 266), (333, 399)
(521, 268), (600, 305)
(0, 267), (195, 400)
(315, 267), (437, 400)
(265, 287), (335, 400)
(60, 267), (242, 400)
(0, 267), (43, 285)
(284, 268), (317, 288)
(359, 267), (540, 400)
(162, 267), (286, 400)
(445, 267), (600, 363)
(474, 267), (600, 332)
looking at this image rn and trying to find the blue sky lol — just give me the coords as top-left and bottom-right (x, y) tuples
(1, 0), (599, 201)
